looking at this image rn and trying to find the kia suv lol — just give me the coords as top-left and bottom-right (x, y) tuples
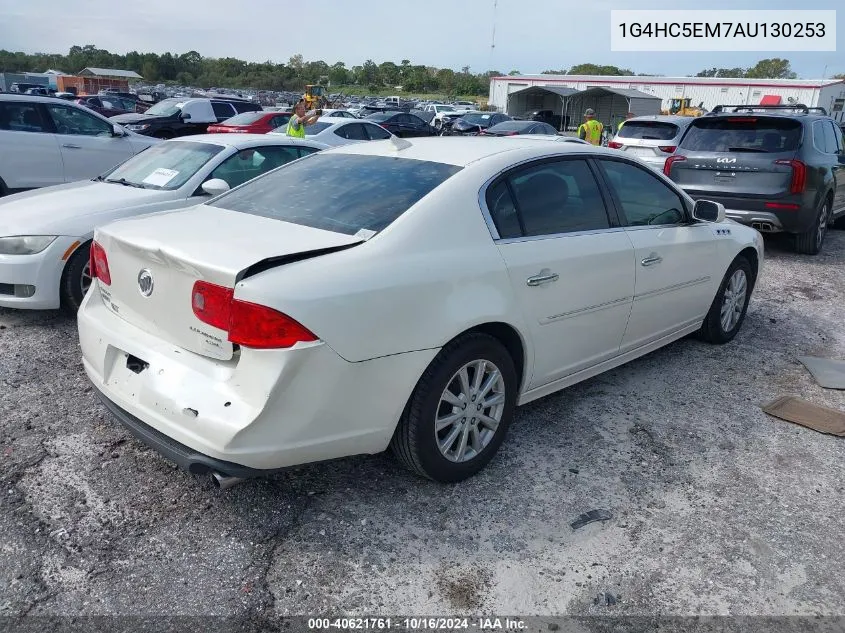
(664, 104), (845, 255)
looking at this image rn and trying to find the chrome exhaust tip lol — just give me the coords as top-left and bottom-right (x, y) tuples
(211, 472), (245, 490)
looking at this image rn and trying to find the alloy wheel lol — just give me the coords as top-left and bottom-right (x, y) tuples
(435, 359), (506, 463)
(80, 261), (92, 296)
(817, 203), (829, 249)
(720, 269), (748, 333)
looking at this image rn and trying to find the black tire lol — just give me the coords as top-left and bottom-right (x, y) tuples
(59, 241), (92, 316)
(697, 256), (753, 344)
(794, 199), (830, 255)
(390, 333), (518, 483)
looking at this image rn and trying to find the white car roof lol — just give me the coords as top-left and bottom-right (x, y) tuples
(165, 134), (330, 151)
(327, 136), (617, 167)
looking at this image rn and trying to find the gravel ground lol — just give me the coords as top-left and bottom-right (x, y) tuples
(1, 231), (844, 630)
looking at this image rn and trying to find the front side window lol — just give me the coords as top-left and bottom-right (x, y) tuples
(103, 141), (223, 189)
(600, 159), (687, 226)
(45, 104), (112, 136)
(209, 154), (461, 235)
(0, 102), (47, 133)
(209, 145), (301, 189)
(144, 99), (183, 117)
(487, 159), (611, 238)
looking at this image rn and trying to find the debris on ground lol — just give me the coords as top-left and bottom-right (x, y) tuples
(570, 509), (613, 530)
(762, 396), (845, 437)
(798, 356), (845, 390)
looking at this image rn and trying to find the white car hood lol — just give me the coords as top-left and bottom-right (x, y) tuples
(0, 180), (182, 237)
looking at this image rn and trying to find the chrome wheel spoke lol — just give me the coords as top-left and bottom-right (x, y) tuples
(439, 424), (464, 459)
(436, 411), (463, 432)
(477, 413), (500, 431)
(441, 390), (464, 408)
(481, 392), (505, 408)
(477, 368), (501, 400)
(455, 423), (470, 461)
(469, 426), (483, 453)
(458, 367), (471, 399)
(471, 360), (485, 392)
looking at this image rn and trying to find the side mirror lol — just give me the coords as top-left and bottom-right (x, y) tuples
(201, 178), (230, 196)
(692, 199), (725, 223)
(112, 124), (125, 137)
(181, 112), (192, 121)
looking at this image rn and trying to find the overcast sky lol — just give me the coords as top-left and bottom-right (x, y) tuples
(1, 0), (842, 78)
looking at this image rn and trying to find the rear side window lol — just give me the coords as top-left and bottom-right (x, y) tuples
(211, 102), (236, 119)
(233, 102), (259, 113)
(487, 159), (610, 238)
(0, 102), (47, 132)
(617, 121), (679, 140)
(209, 154), (462, 235)
(336, 123), (368, 140)
(680, 117), (801, 152)
(364, 123), (391, 140)
(814, 120), (842, 154)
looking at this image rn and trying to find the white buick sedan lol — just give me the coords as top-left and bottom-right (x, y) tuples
(0, 134), (327, 313)
(77, 137), (764, 486)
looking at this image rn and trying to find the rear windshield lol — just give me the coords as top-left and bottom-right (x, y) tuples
(365, 113), (392, 122)
(209, 154), (462, 235)
(305, 121), (333, 135)
(680, 117), (802, 152)
(488, 121), (531, 132)
(618, 121), (679, 140)
(221, 112), (266, 126)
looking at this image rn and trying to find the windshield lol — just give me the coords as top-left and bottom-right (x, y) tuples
(461, 113), (493, 125)
(680, 117), (802, 152)
(488, 121), (530, 132)
(209, 154), (462, 235)
(305, 121), (334, 135)
(143, 99), (183, 117)
(618, 121), (679, 140)
(103, 141), (224, 190)
(221, 112), (266, 126)
(436, 105), (455, 112)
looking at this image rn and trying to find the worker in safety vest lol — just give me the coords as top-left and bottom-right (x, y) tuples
(286, 100), (320, 138)
(618, 111), (635, 132)
(578, 108), (603, 145)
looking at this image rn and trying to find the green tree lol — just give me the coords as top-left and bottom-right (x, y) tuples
(568, 63), (633, 75)
(744, 58), (797, 79)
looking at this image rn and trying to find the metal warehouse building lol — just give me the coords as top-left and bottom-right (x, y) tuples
(489, 75), (845, 123)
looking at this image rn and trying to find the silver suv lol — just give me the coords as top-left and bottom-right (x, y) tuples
(609, 115), (693, 171)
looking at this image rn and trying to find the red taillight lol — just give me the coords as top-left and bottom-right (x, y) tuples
(608, 141), (623, 149)
(380, 123), (390, 130)
(89, 240), (111, 286)
(727, 117), (757, 122)
(192, 280), (233, 330)
(764, 202), (800, 210)
(191, 281), (317, 349)
(663, 155), (686, 177)
(658, 145), (677, 153)
(774, 159), (806, 194)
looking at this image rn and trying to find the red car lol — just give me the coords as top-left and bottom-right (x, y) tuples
(207, 111), (292, 134)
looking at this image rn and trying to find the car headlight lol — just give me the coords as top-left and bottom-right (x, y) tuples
(126, 124), (150, 131)
(0, 236), (58, 255)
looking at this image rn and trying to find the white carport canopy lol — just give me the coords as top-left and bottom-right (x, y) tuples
(505, 86), (579, 130)
(564, 87), (662, 131)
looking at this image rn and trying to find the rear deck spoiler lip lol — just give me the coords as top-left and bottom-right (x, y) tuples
(236, 241), (364, 282)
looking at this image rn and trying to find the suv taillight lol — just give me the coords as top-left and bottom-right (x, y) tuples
(774, 159), (807, 194)
(658, 145), (677, 153)
(608, 141), (623, 149)
(192, 280), (317, 349)
(89, 241), (111, 286)
(663, 155), (686, 177)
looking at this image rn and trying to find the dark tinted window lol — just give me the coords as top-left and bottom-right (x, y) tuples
(270, 115), (290, 128)
(210, 154), (461, 235)
(680, 117), (801, 152)
(600, 160), (686, 226)
(0, 102), (48, 132)
(46, 104), (112, 136)
(490, 159), (610, 238)
(830, 121), (844, 153)
(486, 180), (521, 239)
(366, 113), (391, 122)
(297, 146), (320, 157)
(337, 123), (369, 140)
(488, 121), (532, 133)
(232, 101), (259, 113)
(305, 121), (334, 135)
(364, 123), (391, 140)
(211, 102), (236, 119)
(461, 113), (495, 125)
(617, 121), (679, 140)
(815, 120), (841, 154)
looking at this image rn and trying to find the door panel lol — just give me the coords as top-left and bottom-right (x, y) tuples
(597, 158), (723, 350)
(0, 102), (63, 188)
(44, 103), (135, 181)
(487, 158), (634, 387)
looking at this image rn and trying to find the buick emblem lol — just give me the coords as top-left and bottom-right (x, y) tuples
(137, 269), (154, 297)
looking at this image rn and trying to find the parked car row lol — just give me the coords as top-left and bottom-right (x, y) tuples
(610, 105), (845, 255)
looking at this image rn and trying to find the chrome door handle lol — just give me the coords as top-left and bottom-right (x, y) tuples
(527, 270), (560, 286)
(62, 144), (81, 149)
(641, 254), (663, 266)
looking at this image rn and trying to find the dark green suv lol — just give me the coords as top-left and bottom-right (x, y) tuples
(665, 104), (845, 255)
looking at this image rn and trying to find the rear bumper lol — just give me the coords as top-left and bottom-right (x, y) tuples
(78, 286), (437, 472)
(681, 191), (815, 234)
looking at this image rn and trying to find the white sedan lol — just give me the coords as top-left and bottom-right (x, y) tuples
(0, 134), (327, 313)
(77, 137), (763, 487)
(270, 117), (394, 146)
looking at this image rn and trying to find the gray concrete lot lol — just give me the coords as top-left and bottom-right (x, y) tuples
(1, 232), (844, 630)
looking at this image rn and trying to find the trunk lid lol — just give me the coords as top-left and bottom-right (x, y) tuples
(671, 115), (803, 197)
(94, 205), (363, 360)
